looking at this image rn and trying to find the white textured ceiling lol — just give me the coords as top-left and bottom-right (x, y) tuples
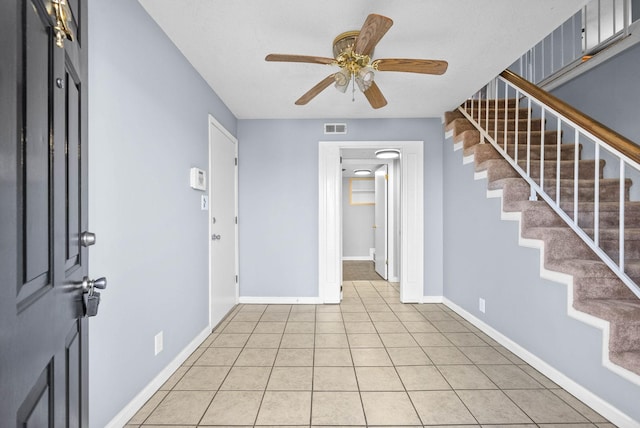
(138, 0), (586, 119)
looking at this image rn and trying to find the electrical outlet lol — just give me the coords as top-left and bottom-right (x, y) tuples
(479, 298), (486, 313)
(154, 331), (163, 355)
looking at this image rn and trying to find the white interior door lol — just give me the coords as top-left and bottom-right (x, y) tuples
(209, 117), (238, 327)
(374, 165), (388, 279)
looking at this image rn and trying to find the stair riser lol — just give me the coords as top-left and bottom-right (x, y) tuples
(573, 211), (640, 229)
(485, 119), (543, 132)
(610, 322), (640, 352)
(495, 131), (561, 145)
(466, 99), (519, 109)
(522, 229), (599, 261)
(543, 182), (631, 203)
(470, 108), (530, 120)
(503, 145), (578, 161)
(573, 277), (639, 301)
(521, 160), (604, 180)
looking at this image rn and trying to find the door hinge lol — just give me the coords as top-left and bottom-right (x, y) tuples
(340, 285), (343, 292)
(385, 174), (388, 180)
(386, 260), (388, 265)
(234, 157), (238, 166)
(235, 216), (237, 224)
(340, 156), (343, 163)
(235, 275), (238, 283)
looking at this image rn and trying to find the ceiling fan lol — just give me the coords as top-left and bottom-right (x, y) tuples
(265, 13), (448, 109)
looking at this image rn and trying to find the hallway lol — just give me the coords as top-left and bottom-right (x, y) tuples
(126, 280), (613, 427)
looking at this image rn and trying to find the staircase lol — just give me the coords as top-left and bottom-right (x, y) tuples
(444, 102), (640, 380)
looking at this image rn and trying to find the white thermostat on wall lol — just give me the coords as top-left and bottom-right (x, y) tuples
(190, 167), (207, 191)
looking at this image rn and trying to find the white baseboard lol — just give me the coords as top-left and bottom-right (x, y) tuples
(422, 295), (444, 303)
(443, 298), (639, 428)
(238, 296), (323, 304)
(388, 276), (400, 283)
(342, 256), (373, 261)
(105, 326), (212, 428)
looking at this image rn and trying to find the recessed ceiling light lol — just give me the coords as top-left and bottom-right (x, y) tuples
(353, 169), (372, 176)
(375, 149), (400, 159)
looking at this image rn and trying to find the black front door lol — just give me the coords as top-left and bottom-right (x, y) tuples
(1, 0), (91, 426)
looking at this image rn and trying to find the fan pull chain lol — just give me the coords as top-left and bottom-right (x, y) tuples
(352, 74), (356, 102)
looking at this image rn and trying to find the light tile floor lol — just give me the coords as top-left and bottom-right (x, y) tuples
(126, 280), (616, 427)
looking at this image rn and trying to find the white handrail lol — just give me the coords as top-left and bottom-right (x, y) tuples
(460, 74), (640, 299)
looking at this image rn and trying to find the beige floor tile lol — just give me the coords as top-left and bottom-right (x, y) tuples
(397, 365), (451, 390)
(495, 346), (528, 364)
(438, 365), (497, 389)
(409, 390), (477, 425)
(551, 389), (609, 423)
(351, 348), (393, 366)
(344, 321), (377, 334)
(341, 312), (370, 321)
(412, 332), (454, 347)
(255, 391), (311, 425)
(478, 365), (544, 389)
(395, 312), (428, 322)
(364, 303), (392, 312)
(211, 333), (250, 348)
(290, 304), (316, 312)
(127, 391), (168, 424)
(199, 333), (218, 347)
(505, 389), (589, 423)
(195, 347), (242, 366)
(159, 366), (188, 390)
(519, 365), (560, 388)
(432, 320), (470, 332)
(380, 332), (419, 347)
(267, 367), (313, 391)
(245, 333), (282, 348)
(373, 321), (408, 333)
(240, 304), (267, 312)
(235, 348), (278, 366)
(265, 304), (292, 313)
(311, 391), (366, 425)
(368, 311), (399, 321)
(459, 346), (513, 364)
(360, 391), (422, 425)
(347, 333), (384, 348)
(222, 321), (257, 333)
(340, 304), (369, 313)
(232, 312), (262, 321)
(316, 312), (343, 322)
(274, 348), (314, 367)
(220, 366), (271, 390)
(423, 346), (472, 364)
(145, 391), (214, 425)
(279, 333), (314, 348)
(355, 366), (404, 391)
(173, 366), (230, 391)
(260, 312), (289, 322)
(421, 311), (455, 321)
(444, 332), (490, 347)
(288, 312), (315, 322)
(313, 366), (359, 391)
(285, 321), (316, 334)
(314, 348), (353, 366)
(457, 390), (532, 424)
(387, 347), (432, 366)
(389, 303), (416, 313)
(315, 321), (346, 333)
(314, 333), (349, 348)
(182, 348), (206, 366)
(199, 390), (262, 425)
(317, 304), (341, 312)
(402, 321), (438, 333)
(253, 321), (286, 334)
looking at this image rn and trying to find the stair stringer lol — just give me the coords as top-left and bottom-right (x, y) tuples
(482, 184), (640, 388)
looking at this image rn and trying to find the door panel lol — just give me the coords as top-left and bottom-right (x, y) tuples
(374, 165), (388, 279)
(210, 120), (238, 326)
(1, 0), (89, 426)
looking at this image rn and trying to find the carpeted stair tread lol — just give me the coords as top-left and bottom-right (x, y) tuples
(471, 107), (531, 122)
(447, 117), (476, 134)
(518, 160), (605, 180)
(444, 110), (465, 127)
(611, 351), (640, 374)
(466, 98), (519, 108)
(573, 299), (640, 351)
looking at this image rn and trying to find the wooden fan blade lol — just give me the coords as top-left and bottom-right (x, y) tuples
(354, 14), (393, 56)
(363, 81), (387, 109)
(295, 74), (337, 105)
(374, 58), (448, 75)
(265, 54), (335, 65)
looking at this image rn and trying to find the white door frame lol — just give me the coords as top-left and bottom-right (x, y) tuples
(208, 115), (239, 328)
(319, 140), (424, 303)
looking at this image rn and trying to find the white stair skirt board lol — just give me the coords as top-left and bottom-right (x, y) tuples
(474, 170), (488, 180)
(239, 296), (323, 305)
(445, 129), (453, 139)
(463, 154), (475, 165)
(444, 298), (639, 428)
(105, 326), (212, 428)
(342, 256), (373, 261)
(453, 141), (463, 151)
(480, 175), (640, 388)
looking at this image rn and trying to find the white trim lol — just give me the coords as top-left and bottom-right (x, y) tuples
(207, 115), (240, 330)
(342, 256), (373, 261)
(319, 140), (424, 305)
(463, 154), (475, 165)
(104, 326), (211, 428)
(442, 298), (639, 428)
(422, 295), (444, 303)
(453, 141), (463, 151)
(445, 129), (453, 139)
(388, 276), (400, 283)
(474, 170), (488, 180)
(239, 296), (323, 305)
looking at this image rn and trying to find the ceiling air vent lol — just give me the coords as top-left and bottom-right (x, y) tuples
(324, 123), (347, 135)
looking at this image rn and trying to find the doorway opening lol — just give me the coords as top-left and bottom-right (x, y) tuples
(319, 141), (424, 304)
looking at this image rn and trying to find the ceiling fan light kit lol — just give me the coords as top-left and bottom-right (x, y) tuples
(265, 13), (448, 109)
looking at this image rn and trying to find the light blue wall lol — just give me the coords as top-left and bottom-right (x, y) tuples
(442, 141), (640, 422)
(237, 118), (444, 298)
(87, 0), (236, 426)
